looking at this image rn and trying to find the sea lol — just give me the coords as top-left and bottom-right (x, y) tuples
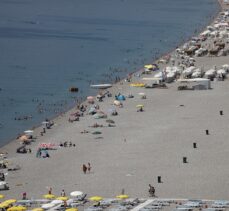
(0, 0), (220, 146)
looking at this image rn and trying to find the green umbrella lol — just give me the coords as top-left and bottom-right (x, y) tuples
(92, 131), (102, 135)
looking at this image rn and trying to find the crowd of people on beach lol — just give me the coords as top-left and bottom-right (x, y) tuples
(2, 1), (229, 202)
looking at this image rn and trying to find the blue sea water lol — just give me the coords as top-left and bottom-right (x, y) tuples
(0, 0), (219, 146)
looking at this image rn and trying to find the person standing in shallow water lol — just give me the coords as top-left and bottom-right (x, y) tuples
(82, 164), (87, 174)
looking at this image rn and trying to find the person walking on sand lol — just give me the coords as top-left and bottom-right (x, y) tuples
(148, 184), (155, 197)
(87, 162), (91, 173)
(82, 164), (87, 174)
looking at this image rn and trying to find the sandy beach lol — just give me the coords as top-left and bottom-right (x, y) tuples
(1, 0), (229, 204)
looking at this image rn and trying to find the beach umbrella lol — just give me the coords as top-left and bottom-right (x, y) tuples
(0, 203), (9, 209)
(136, 105), (144, 108)
(70, 191), (83, 197)
(56, 196), (69, 201)
(3, 199), (17, 205)
(41, 204), (55, 209)
(7, 206), (26, 211)
(0, 194), (4, 199)
(89, 196), (103, 202)
(92, 131), (102, 135)
(116, 95), (125, 101)
(42, 121), (49, 125)
(87, 96), (94, 100)
(144, 64), (153, 70)
(113, 100), (121, 106)
(222, 64), (229, 70)
(130, 83), (145, 87)
(39, 143), (55, 149)
(43, 194), (56, 199)
(138, 93), (145, 96)
(32, 208), (44, 211)
(116, 194), (129, 199)
(50, 200), (63, 205)
(66, 208), (78, 211)
(24, 130), (33, 134)
(87, 96), (94, 104)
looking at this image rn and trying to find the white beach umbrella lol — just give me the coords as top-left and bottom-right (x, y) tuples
(222, 64), (229, 71)
(70, 191), (83, 197)
(50, 199), (63, 204)
(24, 130), (34, 134)
(41, 203), (55, 209)
(42, 121), (49, 125)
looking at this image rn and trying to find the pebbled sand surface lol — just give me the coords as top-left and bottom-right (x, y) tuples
(1, 0), (229, 202)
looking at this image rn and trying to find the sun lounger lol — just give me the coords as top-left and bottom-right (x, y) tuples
(213, 201), (229, 206)
(183, 201), (201, 207)
(84, 207), (103, 211)
(144, 204), (162, 209)
(175, 208), (193, 211)
(202, 208), (218, 211)
(212, 204), (228, 208)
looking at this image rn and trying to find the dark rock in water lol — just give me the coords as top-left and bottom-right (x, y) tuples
(69, 87), (79, 92)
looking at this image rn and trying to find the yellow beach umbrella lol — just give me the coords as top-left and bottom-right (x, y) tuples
(0, 194), (5, 199)
(66, 208), (78, 211)
(130, 83), (145, 87)
(0, 203), (9, 209)
(32, 208), (43, 211)
(144, 64), (153, 69)
(116, 194), (129, 199)
(89, 196), (103, 202)
(7, 206), (26, 211)
(56, 196), (69, 201)
(43, 194), (56, 199)
(3, 199), (17, 205)
(136, 104), (144, 108)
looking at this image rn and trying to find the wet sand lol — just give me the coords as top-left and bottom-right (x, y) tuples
(1, 0), (229, 201)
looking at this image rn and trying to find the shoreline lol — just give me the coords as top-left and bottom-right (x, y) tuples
(2, 0), (229, 200)
(0, 0), (221, 149)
